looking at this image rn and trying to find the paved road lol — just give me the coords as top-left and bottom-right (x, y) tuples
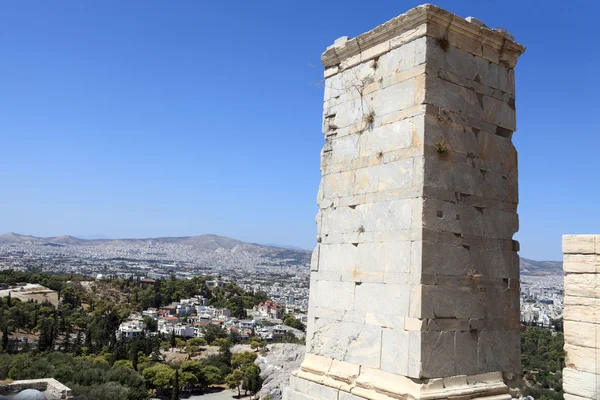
(152, 388), (252, 400)
(186, 388), (241, 400)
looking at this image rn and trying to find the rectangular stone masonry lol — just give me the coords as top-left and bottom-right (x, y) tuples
(562, 234), (600, 400)
(289, 4), (525, 400)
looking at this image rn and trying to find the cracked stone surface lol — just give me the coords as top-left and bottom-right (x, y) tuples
(255, 344), (305, 400)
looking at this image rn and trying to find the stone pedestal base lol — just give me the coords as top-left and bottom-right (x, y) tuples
(283, 371), (513, 400)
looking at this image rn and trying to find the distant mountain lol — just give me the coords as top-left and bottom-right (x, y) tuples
(0, 233), (89, 246)
(0, 232), (44, 244)
(520, 257), (563, 276)
(0, 232), (312, 263)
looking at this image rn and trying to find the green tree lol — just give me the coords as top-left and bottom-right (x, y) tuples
(113, 360), (134, 370)
(203, 324), (227, 344)
(226, 369), (244, 397)
(243, 363), (262, 397)
(201, 365), (223, 386)
(143, 316), (158, 332)
(172, 368), (180, 400)
(142, 363), (175, 392)
(170, 331), (176, 350)
(231, 351), (257, 370)
(187, 337), (207, 347)
(284, 316), (305, 332)
(216, 339), (232, 367)
(175, 338), (186, 352)
(38, 318), (54, 351)
(1, 326), (8, 352)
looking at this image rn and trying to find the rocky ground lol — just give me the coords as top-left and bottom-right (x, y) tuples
(250, 344), (305, 400)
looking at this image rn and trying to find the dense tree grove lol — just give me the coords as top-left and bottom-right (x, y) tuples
(521, 326), (565, 400)
(0, 269), (269, 399)
(0, 352), (148, 400)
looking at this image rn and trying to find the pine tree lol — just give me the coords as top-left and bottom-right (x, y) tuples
(7, 292), (11, 307)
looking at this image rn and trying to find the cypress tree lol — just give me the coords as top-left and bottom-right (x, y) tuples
(1, 326), (8, 351)
(73, 330), (82, 355)
(84, 327), (93, 351)
(172, 369), (179, 400)
(132, 349), (139, 371)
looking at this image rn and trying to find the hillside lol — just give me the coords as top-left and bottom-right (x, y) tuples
(0, 232), (312, 265)
(520, 257), (563, 276)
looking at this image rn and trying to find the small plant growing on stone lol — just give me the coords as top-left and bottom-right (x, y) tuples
(435, 139), (450, 155)
(377, 151), (384, 159)
(358, 225), (365, 233)
(370, 57), (379, 69)
(436, 36), (450, 52)
(467, 269), (483, 281)
(364, 111), (375, 126)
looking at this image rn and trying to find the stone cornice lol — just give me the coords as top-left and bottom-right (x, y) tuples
(294, 354), (511, 400)
(322, 4), (525, 70)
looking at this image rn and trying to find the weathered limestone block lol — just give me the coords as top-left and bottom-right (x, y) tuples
(564, 344), (600, 374)
(424, 77), (516, 131)
(564, 273), (600, 299)
(288, 5), (525, 400)
(563, 368), (598, 399)
(309, 279), (355, 311)
(563, 254), (598, 274)
(563, 234), (598, 254)
(308, 318), (382, 368)
(562, 235), (600, 400)
(564, 320), (600, 349)
(426, 37), (514, 94)
(354, 282), (411, 317)
(564, 295), (600, 323)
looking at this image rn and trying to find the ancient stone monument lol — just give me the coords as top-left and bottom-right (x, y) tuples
(284, 4), (525, 400)
(562, 235), (600, 400)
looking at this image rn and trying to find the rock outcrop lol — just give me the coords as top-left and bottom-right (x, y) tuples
(255, 344), (305, 400)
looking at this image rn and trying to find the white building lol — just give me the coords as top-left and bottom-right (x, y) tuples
(117, 320), (143, 339)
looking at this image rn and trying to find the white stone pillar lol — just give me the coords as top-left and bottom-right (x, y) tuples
(562, 235), (600, 400)
(285, 5), (525, 400)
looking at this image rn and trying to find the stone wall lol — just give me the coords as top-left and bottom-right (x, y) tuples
(286, 5), (525, 400)
(562, 235), (600, 400)
(0, 378), (73, 399)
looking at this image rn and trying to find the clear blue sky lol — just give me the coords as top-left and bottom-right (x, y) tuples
(1, 0), (597, 260)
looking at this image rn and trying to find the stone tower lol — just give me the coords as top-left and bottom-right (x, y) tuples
(284, 4), (525, 400)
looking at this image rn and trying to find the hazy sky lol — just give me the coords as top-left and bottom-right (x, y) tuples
(1, 0), (598, 260)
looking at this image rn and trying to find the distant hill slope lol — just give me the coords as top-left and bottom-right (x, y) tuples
(520, 257), (563, 276)
(0, 232), (312, 264)
(1, 232), (563, 275)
